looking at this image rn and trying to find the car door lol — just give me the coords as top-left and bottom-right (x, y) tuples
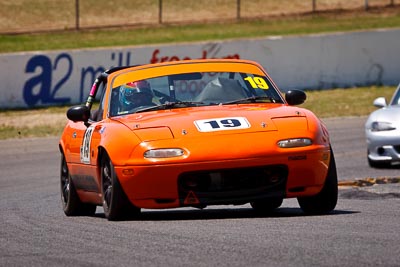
(68, 81), (108, 193)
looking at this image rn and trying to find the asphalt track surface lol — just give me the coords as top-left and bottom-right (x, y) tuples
(1, 116), (399, 266)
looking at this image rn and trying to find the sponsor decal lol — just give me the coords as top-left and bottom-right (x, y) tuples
(184, 191), (200, 205)
(288, 155), (307, 161)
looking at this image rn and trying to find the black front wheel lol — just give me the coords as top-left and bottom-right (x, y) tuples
(60, 153), (96, 216)
(297, 148), (338, 215)
(101, 154), (140, 221)
(250, 197), (283, 213)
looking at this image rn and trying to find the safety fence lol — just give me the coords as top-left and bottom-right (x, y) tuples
(0, 0), (397, 34)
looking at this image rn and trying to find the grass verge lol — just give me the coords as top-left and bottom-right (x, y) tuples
(1, 5), (400, 53)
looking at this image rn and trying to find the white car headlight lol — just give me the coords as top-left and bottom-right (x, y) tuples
(371, 121), (396, 132)
(144, 148), (184, 158)
(277, 138), (312, 148)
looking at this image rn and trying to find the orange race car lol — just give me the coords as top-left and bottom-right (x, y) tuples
(59, 59), (338, 221)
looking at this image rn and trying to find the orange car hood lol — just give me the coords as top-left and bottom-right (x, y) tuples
(113, 104), (308, 141)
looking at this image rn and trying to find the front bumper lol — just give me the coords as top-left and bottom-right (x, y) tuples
(368, 145), (400, 162)
(115, 149), (330, 209)
(366, 130), (400, 163)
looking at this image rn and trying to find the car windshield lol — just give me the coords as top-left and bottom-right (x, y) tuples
(390, 84), (400, 106)
(109, 71), (283, 117)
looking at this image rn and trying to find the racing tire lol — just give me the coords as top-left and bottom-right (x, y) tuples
(297, 148), (338, 215)
(250, 197), (283, 213)
(101, 154), (140, 221)
(60, 153), (96, 216)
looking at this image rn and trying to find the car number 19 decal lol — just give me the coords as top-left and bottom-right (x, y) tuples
(80, 125), (95, 164)
(244, 76), (269, 89)
(194, 117), (250, 132)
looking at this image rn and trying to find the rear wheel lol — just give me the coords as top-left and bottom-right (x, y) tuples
(60, 153), (96, 216)
(251, 197), (283, 213)
(297, 148), (338, 215)
(101, 154), (140, 221)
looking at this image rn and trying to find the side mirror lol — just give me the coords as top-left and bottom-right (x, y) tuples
(285, 90), (306, 105)
(373, 97), (387, 108)
(67, 105), (90, 122)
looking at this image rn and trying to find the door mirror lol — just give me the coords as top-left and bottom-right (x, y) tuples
(373, 97), (387, 108)
(67, 105), (90, 122)
(285, 90), (306, 105)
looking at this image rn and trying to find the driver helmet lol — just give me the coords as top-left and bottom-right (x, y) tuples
(119, 80), (153, 110)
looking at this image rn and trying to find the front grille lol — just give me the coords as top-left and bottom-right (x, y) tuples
(178, 164), (288, 206)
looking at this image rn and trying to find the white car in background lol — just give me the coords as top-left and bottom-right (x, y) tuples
(365, 83), (400, 168)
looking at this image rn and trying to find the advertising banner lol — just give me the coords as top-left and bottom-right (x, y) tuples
(0, 28), (398, 108)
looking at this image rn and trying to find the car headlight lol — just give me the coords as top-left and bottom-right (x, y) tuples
(277, 138), (312, 148)
(144, 148), (184, 158)
(371, 121), (396, 132)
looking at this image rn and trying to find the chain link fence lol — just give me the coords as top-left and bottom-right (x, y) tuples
(0, 0), (397, 34)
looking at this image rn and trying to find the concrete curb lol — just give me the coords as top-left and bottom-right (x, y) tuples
(338, 177), (400, 199)
(338, 177), (400, 187)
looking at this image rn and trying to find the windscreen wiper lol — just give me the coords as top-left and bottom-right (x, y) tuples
(135, 101), (204, 113)
(221, 96), (276, 105)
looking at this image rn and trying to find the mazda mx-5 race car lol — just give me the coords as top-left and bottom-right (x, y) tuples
(59, 59), (338, 221)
